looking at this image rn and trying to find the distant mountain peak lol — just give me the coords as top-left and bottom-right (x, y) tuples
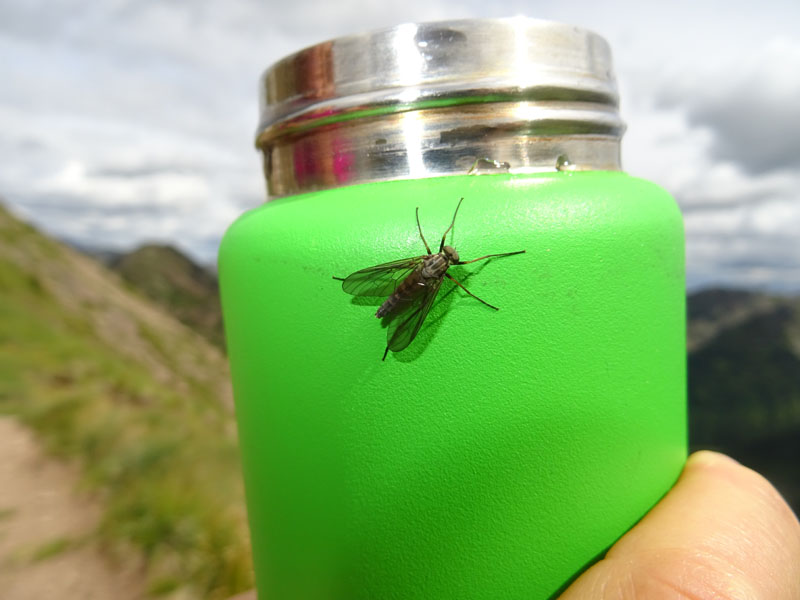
(687, 287), (785, 351)
(109, 243), (224, 349)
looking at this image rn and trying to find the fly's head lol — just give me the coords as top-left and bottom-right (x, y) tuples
(442, 245), (460, 265)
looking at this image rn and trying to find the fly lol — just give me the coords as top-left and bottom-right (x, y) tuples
(334, 198), (525, 360)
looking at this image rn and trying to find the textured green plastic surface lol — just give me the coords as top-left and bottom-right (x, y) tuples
(218, 171), (687, 599)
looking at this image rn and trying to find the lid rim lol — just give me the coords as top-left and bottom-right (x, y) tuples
(258, 16), (618, 140)
(256, 17), (624, 198)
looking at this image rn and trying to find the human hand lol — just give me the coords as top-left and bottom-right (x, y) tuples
(560, 451), (800, 599)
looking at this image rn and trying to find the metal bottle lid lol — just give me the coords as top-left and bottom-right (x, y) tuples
(257, 17), (623, 198)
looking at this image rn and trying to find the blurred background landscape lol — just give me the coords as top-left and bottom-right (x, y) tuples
(1, 1), (798, 598)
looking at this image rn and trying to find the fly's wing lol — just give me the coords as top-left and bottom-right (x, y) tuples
(386, 275), (444, 353)
(340, 256), (425, 297)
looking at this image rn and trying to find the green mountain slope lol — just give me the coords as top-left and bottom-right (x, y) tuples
(0, 204), (252, 598)
(110, 245), (224, 350)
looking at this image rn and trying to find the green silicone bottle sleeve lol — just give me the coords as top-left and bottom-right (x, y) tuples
(218, 170), (686, 599)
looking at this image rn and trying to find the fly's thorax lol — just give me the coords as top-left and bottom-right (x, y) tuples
(442, 245), (459, 264)
(421, 253), (450, 279)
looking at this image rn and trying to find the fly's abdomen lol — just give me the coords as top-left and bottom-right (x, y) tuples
(375, 270), (426, 318)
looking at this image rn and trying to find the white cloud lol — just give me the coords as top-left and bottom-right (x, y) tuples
(615, 26), (800, 292)
(658, 37), (800, 175)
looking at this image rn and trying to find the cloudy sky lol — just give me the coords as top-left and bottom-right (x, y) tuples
(1, 0), (798, 291)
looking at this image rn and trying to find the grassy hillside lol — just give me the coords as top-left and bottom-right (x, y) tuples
(0, 204), (252, 598)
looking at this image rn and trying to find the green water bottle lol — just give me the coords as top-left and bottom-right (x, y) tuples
(219, 17), (686, 599)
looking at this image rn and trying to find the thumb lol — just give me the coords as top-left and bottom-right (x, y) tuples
(559, 451), (800, 599)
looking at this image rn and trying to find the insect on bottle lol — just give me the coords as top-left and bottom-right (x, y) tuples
(218, 17), (686, 600)
(334, 192), (526, 360)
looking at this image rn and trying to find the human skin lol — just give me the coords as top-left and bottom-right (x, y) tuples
(560, 451), (800, 599)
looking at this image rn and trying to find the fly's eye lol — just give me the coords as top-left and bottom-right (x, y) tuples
(443, 246), (459, 262)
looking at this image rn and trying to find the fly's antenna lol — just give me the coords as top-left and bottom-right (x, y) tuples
(439, 197), (463, 251)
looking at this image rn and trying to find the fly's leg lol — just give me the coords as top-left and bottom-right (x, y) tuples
(457, 250), (525, 265)
(444, 273), (499, 310)
(382, 346), (390, 361)
(438, 197), (464, 251)
(416, 207), (433, 255)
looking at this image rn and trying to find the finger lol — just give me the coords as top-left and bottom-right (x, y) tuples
(560, 451), (800, 599)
